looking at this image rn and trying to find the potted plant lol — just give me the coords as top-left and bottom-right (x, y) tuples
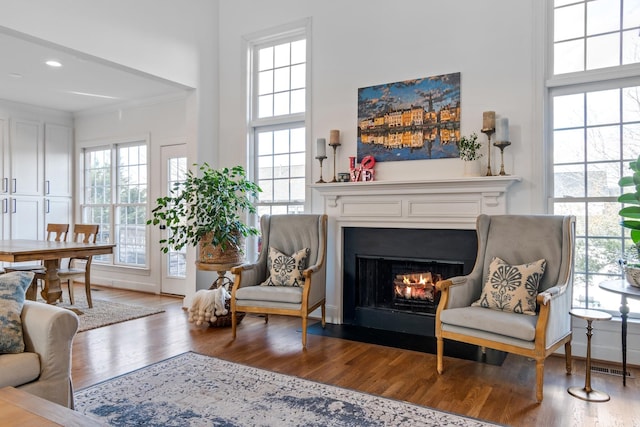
(618, 154), (640, 287)
(147, 163), (261, 265)
(456, 133), (483, 176)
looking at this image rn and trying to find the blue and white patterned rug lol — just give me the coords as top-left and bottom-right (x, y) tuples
(75, 352), (499, 427)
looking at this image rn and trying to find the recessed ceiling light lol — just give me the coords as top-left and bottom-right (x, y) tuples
(45, 60), (62, 68)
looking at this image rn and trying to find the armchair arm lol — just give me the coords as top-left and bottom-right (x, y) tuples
(231, 262), (265, 289)
(437, 275), (480, 310)
(536, 283), (572, 349)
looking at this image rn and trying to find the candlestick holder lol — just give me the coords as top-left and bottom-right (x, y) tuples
(315, 156), (327, 183)
(493, 140), (511, 176)
(481, 128), (495, 176)
(329, 143), (340, 183)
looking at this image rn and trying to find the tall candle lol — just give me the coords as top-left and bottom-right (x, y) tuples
(495, 117), (509, 142)
(316, 138), (326, 157)
(482, 111), (496, 130)
(329, 129), (341, 146)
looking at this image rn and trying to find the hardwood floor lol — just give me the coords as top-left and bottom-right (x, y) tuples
(72, 286), (639, 426)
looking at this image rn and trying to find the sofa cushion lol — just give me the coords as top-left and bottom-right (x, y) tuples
(472, 257), (546, 315)
(261, 246), (309, 287)
(0, 352), (40, 387)
(236, 285), (303, 304)
(440, 306), (538, 341)
(0, 272), (36, 353)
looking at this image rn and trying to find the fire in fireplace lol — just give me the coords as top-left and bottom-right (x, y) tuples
(393, 271), (440, 313)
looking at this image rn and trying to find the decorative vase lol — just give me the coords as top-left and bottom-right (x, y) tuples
(463, 160), (481, 177)
(619, 250), (640, 288)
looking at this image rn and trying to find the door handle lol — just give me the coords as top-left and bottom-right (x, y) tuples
(2, 178), (6, 193)
(12, 199), (16, 213)
(2, 199), (6, 214)
(45, 199), (50, 213)
(45, 180), (50, 195)
(12, 179), (16, 193)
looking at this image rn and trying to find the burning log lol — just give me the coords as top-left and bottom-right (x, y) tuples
(393, 272), (440, 301)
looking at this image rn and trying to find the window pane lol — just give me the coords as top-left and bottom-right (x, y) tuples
(274, 67), (290, 92)
(290, 128), (305, 152)
(554, 39), (584, 74)
(555, 3), (584, 41)
(291, 64), (305, 89)
(586, 33), (620, 70)
(258, 132), (273, 155)
(273, 154), (290, 178)
(623, 124), (640, 158)
(290, 153), (305, 177)
(258, 70), (273, 95)
(273, 130), (289, 154)
(554, 129), (584, 163)
(290, 177), (305, 200)
(290, 89), (305, 114)
(274, 43), (290, 68)
(623, 29), (640, 65)
(554, 93), (584, 128)
(586, 125), (620, 161)
(258, 46), (273, 71)
(554, 202), (586, 236)
(587, 0), (620, 35)
(586, 162), (620, 197)
(258, 155), (273, 179)
(273, 179), (290, 201)
(258, 94), (273, 118)
(258, 180), (273, 201)
(588, 202), (623, 236)
(586, 89), (619, 126)
(623, 86), (640, 122)
(554, 164), (585, 197)
(273, 92), (289, 116)
(291, 39), (306, 64)
(623, 0), (640, 29)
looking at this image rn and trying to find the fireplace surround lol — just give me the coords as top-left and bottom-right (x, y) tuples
(312, 176), (521, 325)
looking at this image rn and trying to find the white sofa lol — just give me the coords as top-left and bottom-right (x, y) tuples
(0, 301), (79, 408)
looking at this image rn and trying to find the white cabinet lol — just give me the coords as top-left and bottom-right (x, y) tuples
(45, 197), (73, 228)
(44, 124), (73, 197)
(9, 197), (42, 240)
(9, 118), (43, 196)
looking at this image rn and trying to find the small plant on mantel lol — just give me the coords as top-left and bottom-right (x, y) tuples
(456, 133), (484, 162)
(147, 163), (261, 265)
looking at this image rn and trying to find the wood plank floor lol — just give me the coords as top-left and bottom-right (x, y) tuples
(71, 286), (640, 426)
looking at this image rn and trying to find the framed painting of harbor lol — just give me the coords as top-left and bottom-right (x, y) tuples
(357, 72), (461, 162)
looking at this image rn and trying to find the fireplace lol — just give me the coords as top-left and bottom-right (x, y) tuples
(343, 227), (477, 337)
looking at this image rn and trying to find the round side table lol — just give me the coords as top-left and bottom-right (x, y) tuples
(567, 308), (612, 402)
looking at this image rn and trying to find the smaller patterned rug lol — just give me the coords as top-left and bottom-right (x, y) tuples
(75, 352), (499, 427)
(39, 290), (164, 332)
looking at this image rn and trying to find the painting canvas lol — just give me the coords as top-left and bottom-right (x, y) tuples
(357, 72), (461, 162)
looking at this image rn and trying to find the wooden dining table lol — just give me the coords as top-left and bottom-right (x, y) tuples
(0, 239), (115, 304)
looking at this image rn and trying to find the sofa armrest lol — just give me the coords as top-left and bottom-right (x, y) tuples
(21, 301), (79, 384)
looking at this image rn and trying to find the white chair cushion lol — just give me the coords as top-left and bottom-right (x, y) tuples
(0, 352), (40, 388)
(440, 306), (538, 341)
(236, 285), (303, 304)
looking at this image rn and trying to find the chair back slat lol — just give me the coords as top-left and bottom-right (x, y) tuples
(46, 223), (69, 242)
(73, 224), (99, 243)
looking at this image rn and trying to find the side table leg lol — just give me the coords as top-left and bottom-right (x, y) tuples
(621, 295), (629, 387)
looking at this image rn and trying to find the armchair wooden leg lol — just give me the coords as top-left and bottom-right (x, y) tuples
(321, 304), (326, 328)
(535, 359), (544, 403)
(67, 280), (75, 306)
(231, 309), (237, 339)
(565, 341), (572, 375)
(436, 337), (444, 374)
(302, 316), (308, 348)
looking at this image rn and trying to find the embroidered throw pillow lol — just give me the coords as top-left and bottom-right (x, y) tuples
(261, 247), (310, 287)
(0, 271), (36, 354)
(472, 257), (546, 315)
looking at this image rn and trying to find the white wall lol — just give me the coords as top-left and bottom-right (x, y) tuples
(218, 0), (543, 214)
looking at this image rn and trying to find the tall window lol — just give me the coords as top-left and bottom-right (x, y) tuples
(549, 0), (640, 317)
(82, 141), (148, 267)
(249, 25), (309, 219)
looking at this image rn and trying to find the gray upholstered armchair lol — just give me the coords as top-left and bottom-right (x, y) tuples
(231, 214), (327, 348)
(435, 214), (575, 402)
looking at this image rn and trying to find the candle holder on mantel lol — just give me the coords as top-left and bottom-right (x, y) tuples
(329, 143), (341, 183)
(315, 155), (327, 183)
(493, 140), (512, 176)
(481, 128), (495, 176)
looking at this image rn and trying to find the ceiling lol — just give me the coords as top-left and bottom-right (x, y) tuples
(0, 29), (192, 114)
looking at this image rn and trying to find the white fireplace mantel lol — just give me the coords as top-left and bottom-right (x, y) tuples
(312, 175), (521, 323)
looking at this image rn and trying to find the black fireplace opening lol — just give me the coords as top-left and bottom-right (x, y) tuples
(343, 227), (477, 337)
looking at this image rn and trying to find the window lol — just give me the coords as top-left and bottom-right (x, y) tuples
(549, 0), (640, 317)
(248, 23), (309, 220)
(82, 141), (148, 267)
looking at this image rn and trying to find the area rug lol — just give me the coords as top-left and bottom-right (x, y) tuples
(39, 290), (164, 332)
(74, 352), (499, 427)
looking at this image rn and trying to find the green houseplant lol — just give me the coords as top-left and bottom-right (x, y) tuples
(618, 154), (640, 286)
(148, 163), (261, 264)
(457, 133), (484, 162)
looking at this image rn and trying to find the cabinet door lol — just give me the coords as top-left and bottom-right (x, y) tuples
(9, 197), (42, 239)
(0, 118), (6, 195)
(10, 119), (43, 196)
(44, 124), (73, 197)
(45, 197), (72, 227)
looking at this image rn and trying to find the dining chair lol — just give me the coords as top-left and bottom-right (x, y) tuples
(36, 224), (100, 308)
